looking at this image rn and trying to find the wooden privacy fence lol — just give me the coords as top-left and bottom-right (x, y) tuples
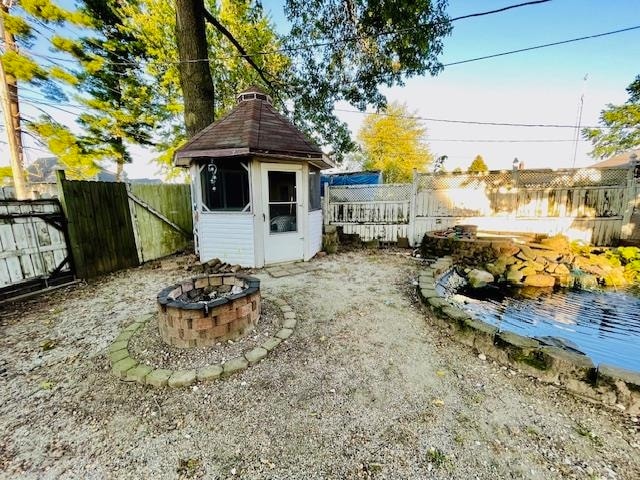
(57, 172), (192, 279)
(324, 166), (640, 247)
(0, 190), (74, 300)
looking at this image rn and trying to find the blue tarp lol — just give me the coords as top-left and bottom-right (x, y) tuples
(320, 171), (382, 195)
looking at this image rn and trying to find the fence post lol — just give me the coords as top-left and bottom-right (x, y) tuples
(621, 156), (639, 241)
(408, 169), (418, 247)
(323, 182), (330, 226)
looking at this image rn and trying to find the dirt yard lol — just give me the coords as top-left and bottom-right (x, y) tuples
(0, 251), (638, 479)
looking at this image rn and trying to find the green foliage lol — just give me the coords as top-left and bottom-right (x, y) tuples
(358, 102), (433, 183)
(467, 154), (488, 173)
(119, 0), (290, 177)
(0, 50), (47, 81)
(29, 120), (100, 179)
(583, 75), (640, 158)
(31, 0), (162, 179)
(283, 0), (451, 158)
(0, 166), (13, 185)
(605, 246), (640, 282)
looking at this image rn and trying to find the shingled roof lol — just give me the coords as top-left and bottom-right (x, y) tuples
(174, 87), (332, 169)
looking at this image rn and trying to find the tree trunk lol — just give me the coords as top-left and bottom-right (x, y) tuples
(0, 5), (28, 199)
(115, 160), (123, 182)
(175, 0), (216, 138)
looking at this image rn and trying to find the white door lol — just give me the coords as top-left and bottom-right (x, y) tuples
(262, 164), (304, 264)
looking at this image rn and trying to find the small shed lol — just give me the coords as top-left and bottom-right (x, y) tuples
(174, 87), (333, 267)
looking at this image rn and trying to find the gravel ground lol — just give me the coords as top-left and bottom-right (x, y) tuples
(0, 250), (638, 479)
(129, 300), (283, 370)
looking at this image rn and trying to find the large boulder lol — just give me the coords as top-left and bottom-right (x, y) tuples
(523, 274), (556, 288)
(554, 263), (571, 276)
(467, 269), (494, 288)
(540, 234), (571, 253)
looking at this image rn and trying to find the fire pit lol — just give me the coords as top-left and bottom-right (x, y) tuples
(157, 274), (261, 348)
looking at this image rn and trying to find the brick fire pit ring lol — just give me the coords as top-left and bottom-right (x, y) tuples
(157, 274), (260, 348)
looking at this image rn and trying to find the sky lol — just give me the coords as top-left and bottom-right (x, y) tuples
(1, 0), (639, 178)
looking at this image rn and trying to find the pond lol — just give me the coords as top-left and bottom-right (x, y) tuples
(450, 280), (640, 372)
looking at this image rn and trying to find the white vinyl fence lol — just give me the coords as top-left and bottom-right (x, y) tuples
(324, 166), (640, 247)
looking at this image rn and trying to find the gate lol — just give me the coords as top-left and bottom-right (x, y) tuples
(0, 197), (74, 301)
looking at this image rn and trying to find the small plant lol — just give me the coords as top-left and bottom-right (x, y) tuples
(176, 458), (201, 478)
(426, 447), (448, 468)
(574, 424), (603, 447)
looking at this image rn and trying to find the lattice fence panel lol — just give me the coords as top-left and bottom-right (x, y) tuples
(328, 183), (412, 203)
(417, 171), (515, 191)
(517, 168), (629, 188)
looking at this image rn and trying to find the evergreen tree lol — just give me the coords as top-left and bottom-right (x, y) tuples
(0, 0), (92, 191)
(467, 154), (488, 173)
(31, 0), (160, 181)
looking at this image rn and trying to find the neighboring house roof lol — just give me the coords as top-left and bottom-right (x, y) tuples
(174, 87), (333, 169)
(590, 148), (640, 168)
(26, 157), (123, 183)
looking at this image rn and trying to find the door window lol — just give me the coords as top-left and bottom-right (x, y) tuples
(268, 171), (297, 233)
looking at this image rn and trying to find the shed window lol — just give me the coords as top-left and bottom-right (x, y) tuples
(200, 158), (250, 212)
(309, 167), (321, 211)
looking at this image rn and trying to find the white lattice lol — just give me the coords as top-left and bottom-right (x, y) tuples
(328, 183), (412, 203)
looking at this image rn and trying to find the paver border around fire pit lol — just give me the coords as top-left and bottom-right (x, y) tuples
(417, 256), (640, 415)
(108, 295), (297, 388)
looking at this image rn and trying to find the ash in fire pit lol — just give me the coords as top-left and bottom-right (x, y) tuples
(157, 273), (260, 348)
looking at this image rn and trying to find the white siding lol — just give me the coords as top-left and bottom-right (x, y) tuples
(199, 213), (255, 267)
(308, 209), (323, 258)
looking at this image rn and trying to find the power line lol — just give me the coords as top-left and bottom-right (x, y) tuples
(427, 138), (587, 143)
(442, 25), (640, 67)
(15, 1), (553, 66)
(333, 108), (605, 129)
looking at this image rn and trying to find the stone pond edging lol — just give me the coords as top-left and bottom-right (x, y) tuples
(417, 257), (640, 415)
(108, 296), (296, 388)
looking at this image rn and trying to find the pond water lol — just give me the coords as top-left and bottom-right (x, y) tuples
(451, 281), (640, 372)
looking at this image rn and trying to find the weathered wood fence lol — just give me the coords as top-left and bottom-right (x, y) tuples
(57, 173), (192, 279)
(325, 166), (640, 247)
(0, 190), (74, 300)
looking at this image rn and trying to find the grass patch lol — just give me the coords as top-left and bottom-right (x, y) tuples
(426, 447), (449, 468)
(574, 423), (604, 447)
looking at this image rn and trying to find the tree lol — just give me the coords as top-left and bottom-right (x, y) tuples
(31, 0), (161, 181)
(175, 0), (216, 137)
(358, 102), (433, 183)
(467, 154), (488, 173)
(0, 0), (89, 195)
(173, 0), (452, 157)
(583, 75), (640, 158)
(121, 0), (289, 176)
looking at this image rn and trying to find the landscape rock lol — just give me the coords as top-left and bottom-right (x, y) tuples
(222, 357), (248, 377)
(168, 370), (196, 388)
(467, 269), (494, 288)
(197, 365), (223, 382)
(523, 274), (556, 288)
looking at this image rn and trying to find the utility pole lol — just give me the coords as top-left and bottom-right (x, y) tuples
(571, 74), (588, 169)
(0, 1), (28, 199)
